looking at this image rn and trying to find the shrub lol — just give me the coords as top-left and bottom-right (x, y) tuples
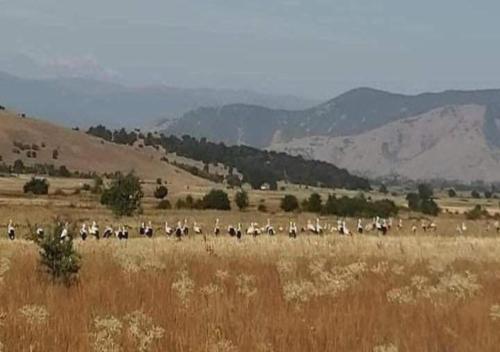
(235, 190), (249, 210)
(38, 222), (81, 285)
(465, 205), (490, 220)
(202, 189), (231, 210)
(471, 190), (481, 199)
(485, 191), (493, 199)
(52, 149), (59, 160)
(281, 195), (299, 212)
(257, 204), (267, 213)
(100, 172), (143, 216)
(154, 185), (169, 199)
(323, 194), (398, 218)
(156, 178), (163, 185)
(304, 193), (322, 212)
(448, 189), (457, 198)
(406, 184), (440, 216)
(157, 199), (172, 209)
(13, 159), (24, 173)
(23, 177), (49, 195)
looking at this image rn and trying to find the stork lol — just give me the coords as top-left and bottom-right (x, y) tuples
(357, 219), (363, 234)
(265, 219), (275, 236)
(80, 223), (88, 241)
(90, 221), (99, 240)
(214, 218), (221, 236)
(60, 223), (69, 241)
(175, 221), (183, 238)
(36, 226), (44, 239)
(236, 223), (242, 239)
(7, 220), (15, 240)
(139, 222), (146, 236)
(165, 222), (173, 236)
(193, 221), (202, 235)
(288, 221), (297, 238)
(103, 226), (114, 239)
(145, 221), (153, 238)
(182, 219), (189, 236)
(228, 224), (237, 237)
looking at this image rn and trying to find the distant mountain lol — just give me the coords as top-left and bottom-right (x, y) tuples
(165, 88), (500, 181)
(0, 71), (317, 129)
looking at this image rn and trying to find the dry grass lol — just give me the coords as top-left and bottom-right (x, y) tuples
(0, 234), (500, 351)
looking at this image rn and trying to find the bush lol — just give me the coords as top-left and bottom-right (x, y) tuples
(156, 178), (163, 185)
(304, 193), (322, 212)
(471, 190), (481, 199)
(38, 222), (81, 285)
(100, 172), (143, 216)
(202, 189), (231, 210)
(257, 204), (267, 213)
(322, 194), (398, 218)
(281, 195), (299, 212)
(154, 185), (169, 199)
(157, 199), (172, 209)
(465, 205), (489, 220)
(448, 189), (457, 198)
(23, 177), (49, 195)
(235, 190), (249, 210)
(406, 184), (440, 216)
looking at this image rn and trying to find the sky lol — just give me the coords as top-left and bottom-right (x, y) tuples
(0, 0), (499, 99)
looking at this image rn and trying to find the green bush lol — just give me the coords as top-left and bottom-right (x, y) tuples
(38, 222), (81, 285)
(465, 205), (489, 220)
(281, 195), (299, 212)
(322, 194), (398, 218)
(235, 190), (249, 210)
(154, 185), (169, 199)
(406, 184), (440, 216)
(23, 177), (49, 195)
(257, 204), (267, 212)
(100, 172), (143, 216)
(303, 193), (322, 212)
(157, 199), (172, 209)
(448, 189), (457, 198)
(202, 189), (231, 210)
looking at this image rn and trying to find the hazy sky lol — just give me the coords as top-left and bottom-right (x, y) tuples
(0, 0), (499, 99)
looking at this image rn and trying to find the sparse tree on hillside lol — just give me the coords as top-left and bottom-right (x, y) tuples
(281, 195), (299, 212)
(154, 185), (169, 200)
(100, 172), (143, 216)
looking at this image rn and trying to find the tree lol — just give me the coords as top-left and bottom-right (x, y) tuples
(305, 193), (322, 213)
(100, 172), (143, 216)
(13, 159), (24, 173)
(154, 185), (169, 200)
(281, 195), (299, 212)
(23, 177), (49, 195)
(379, 184), (388, 194)
(471, 190), (481, 199)
(484, 190), (493, 199)
(235, 190), (249, 210)
(448, 189), (457, 198)
(202, 189), (231, 210)
(38, 222), (81, 286)
(406, 184), (440, 216)
(157, 199), (172, 210)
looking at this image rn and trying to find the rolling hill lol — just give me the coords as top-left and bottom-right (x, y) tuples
(165, 88), (500, 181)
(0, 71), (317, 129)
(0, 109), (213, 193)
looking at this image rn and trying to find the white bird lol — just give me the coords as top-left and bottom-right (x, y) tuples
(288, 221), (297, 238)
(80, 223), (88, 241)
(103, 226), (114, 239)
(60, 223), (69, 240)
(357, 219), (363, 234)
(214, 218), (221, 236)
(165, 222), (173, 236)
(90, 221), (99, 239)
(228, 224), (237, 237)
(7, 220), (15, 240)
(36, 226), (44, 238)
(306, 220), (317, 234)
(265, 219), (275, 235)
(182, 219), (189, 236)
(193, 221), (202, 235)
(461, 222), (467, 232)
(145, 221), (154, 238)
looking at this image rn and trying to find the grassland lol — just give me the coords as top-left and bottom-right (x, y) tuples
(0, 175), (500, 351)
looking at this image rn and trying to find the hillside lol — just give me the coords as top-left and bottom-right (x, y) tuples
(0, 109), (212, 193)
(272, 105), (500, 182)
(165, 88), (500, 181)
(0, 71), (316, 129)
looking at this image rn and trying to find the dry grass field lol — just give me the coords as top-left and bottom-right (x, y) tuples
(0, 175), (500, 351)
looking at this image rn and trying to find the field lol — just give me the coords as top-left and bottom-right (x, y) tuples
(0, 175), (500, 351)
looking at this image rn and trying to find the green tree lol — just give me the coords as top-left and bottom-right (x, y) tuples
(471, 190), (481, 199)
(23, 177), (49, 195)
(281, 195), (299, 212)
(154, 185), (169, 199)
(448, 189), (457, 198)
(100, 172), (143, 216)
(13, 159), (24, 173)
(406, 184), (440, 216)
(235, 190), (249, 210)
(38, 222), (81, 285)
(202, 189), (231, 210)
(305, 193), (323, 213)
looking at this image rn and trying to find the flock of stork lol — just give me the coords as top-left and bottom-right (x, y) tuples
(6, 216), (499, 241)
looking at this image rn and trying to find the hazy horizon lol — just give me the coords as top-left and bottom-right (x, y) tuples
(1, 0), (500, 100)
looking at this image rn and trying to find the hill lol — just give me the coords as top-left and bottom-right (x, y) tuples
(0, 109), (212, 193)
(165, 88), (500, 181)
(0, 71), (317, 129)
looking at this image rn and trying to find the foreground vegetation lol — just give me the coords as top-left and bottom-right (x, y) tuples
(1, 235), (500, 351)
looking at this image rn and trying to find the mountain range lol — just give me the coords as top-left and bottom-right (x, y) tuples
(0, 71), (316, 129)
(165, 88), (500, 182)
